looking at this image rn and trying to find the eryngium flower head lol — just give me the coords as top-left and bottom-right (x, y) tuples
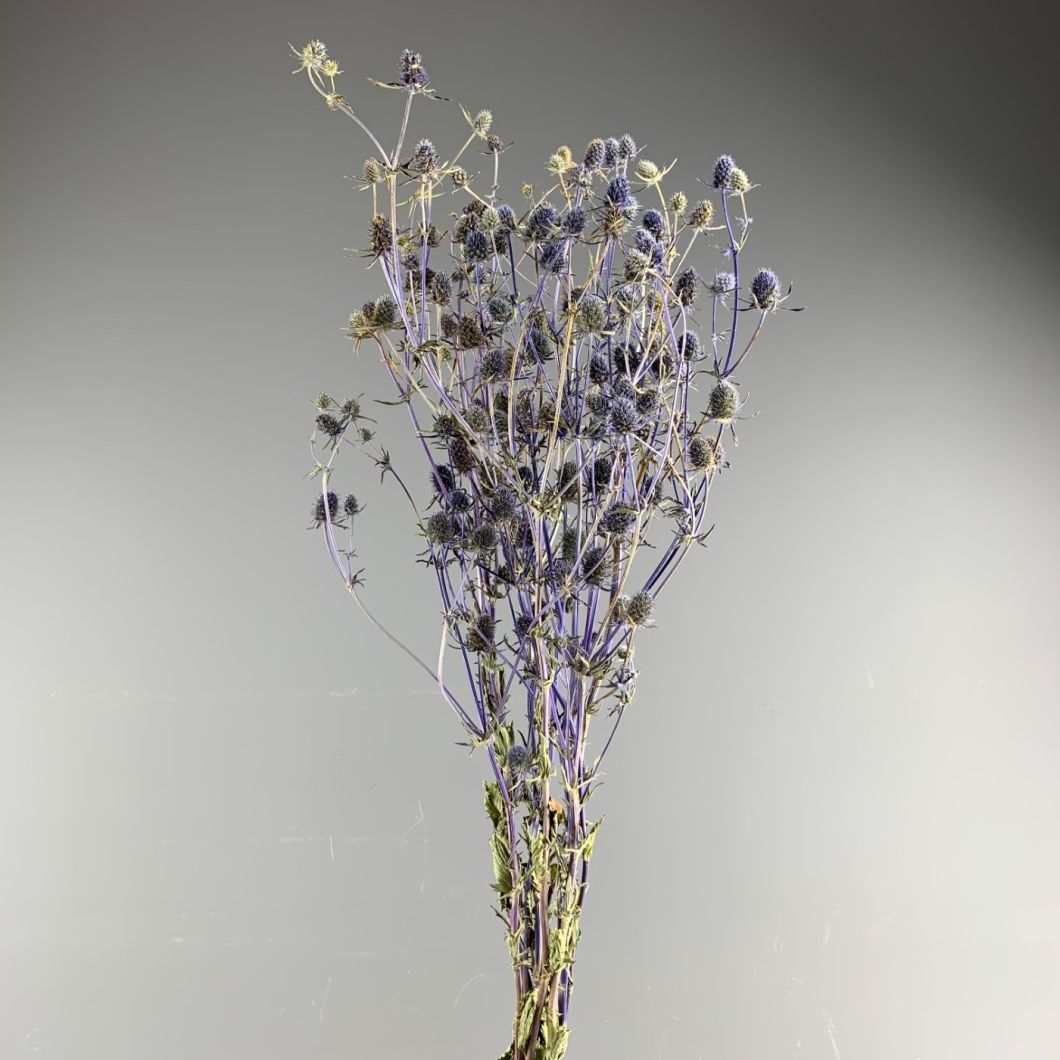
(562, 206), (587, 235)
(363, 158), (383, 183)
(576, 294), (608, 333)
(689, 199), (715, 229)
(601, 505), (638, 535)
(626, 590), (655, 625)
(603, 138), (621, 167)
(605, 175), (633, 207)
(467, 523), (498, 552)
(343, 494), (363, 517)
(677, 331), (701, 359)
(688, 434), (724, 470)
(712, 154), (735, 189)
(496, 204), (517, 230)
(609, 396), (639, 433)
(669, 190), (688, 214)
(466, 613), (497, 652)
(642, 209), (664, 240)
(674, 268), (699, 307)
(458, 314), (486, 349)
(708, 380), (740, 422)
(371, 294), (399, 325)
(368, 213), (391, 256)
(410, 138), (439, 173)
(447, 487), (472, 512)
(448, 434), (478, 474)
(487, 294), (515, 323)
(427, 271), (452, 305)
(488, 486), (521, 521)
(472, 109), (493, 135)
(425, 511), (458, 544)
(525, 204), (559, 241)
(730, 167), (751, 193)
(750, 268), (780, 309)
(589, 351), (610, 384)
(538, 240), (567, 273)
(623, 249), (650, 281)
(399, 48), (428, 87)
(463, 230), (490, 262)
(431, 464), (457, 494)
(583, 138), (605, 169)
(581, 544), (609, 586)
(708, 271), (736, 295)
(480, 347), (514, 381)
(506, 745), (531, 773)
(618, 134), (637, 159)
(313, 491), (339, 525)
(315, 413), (344, 437)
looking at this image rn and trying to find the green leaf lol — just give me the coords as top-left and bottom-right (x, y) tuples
(517, 993), (538, 1048)
(489, 830), (514, 897)
(484, 780), (505, 830)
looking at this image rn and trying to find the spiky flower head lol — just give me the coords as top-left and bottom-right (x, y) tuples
(562, 206), (587, 236)
(708, 271), (736, 295)
(689, 200), (715, 229)
(466, 613), (497, 653)
(677, 331), (701, 360)
(576, 294), (608, 333)
(463, 230), (490, 262)
(431, 464), (457, 495)
(688, 434), (724, 470)
(623, 249), (650, 282)
(669, 190), (688, 214)
(750, 268), (780, 309)
(642, 209), (664, 240)
(496, 204), (517, 230)
(708, 380), (740, 422)
(371, 295), (400, 326)
(525, 204), (559, 241)
(601, 505), (638, 535)
(473, 109), (493, 135)
(674, 267), (699, 307)
(609, 396), (639, 434)
(487, 294), (515, 323)
(343, 494), (363, 517)
(635, 158), (661, 183)
(467, 523), (498, 553)
(313, 490), (339, 526)
(399, 48), (428, 87)
(313, 392), (334, 412)
(368, 213), (390, 257)
(584, 138), (605, 169)
(291, 40), (329, 74)
(363, 158), (383, 183)
(712, 154), (735, 189)
(506, 745), (531, 773)
(538, 241), (568, 274)
(450, 166), (469, 188)
(626, 591), (655, 626)
(315, 413), (344, 437)
(427, 271), (452, 305)
(618, 134), (637, 159)
(730, 167), (751, 193)
(486, 134), (504, 153)
(581, 544), (609, 586)
(605, 175), (633, 207)
(410, 139), (439, 173)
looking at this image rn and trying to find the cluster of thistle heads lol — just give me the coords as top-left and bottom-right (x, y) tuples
(299, 43), (792, 728)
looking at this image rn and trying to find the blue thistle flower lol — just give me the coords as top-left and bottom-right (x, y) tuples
(562, 206), (587, 235)
(399, 49), (428, 87)
(525, 204), (559, 241)
(712, 154), (735, 189)
(677, 331), (701, 359)
(674, 267), (699, 307)
(605, 175), (633, 207)
(603, 138), (621, 167)
(313, 491), (339, 525)
(708, 271), (736, 295)
(424, 511), (458, 544)
(632, 228), (657, 255)
(618, 134), (637, 159)
(583, 139), (605, 170)
(538, 240), (568, 273)
(496, 204), (517, 230)
(447, 487), (473, 513)
(480, 347), (514, 381)
(641, 209), (664, 240)
(431, 464), (457, 494)
(463, 230), (490, 262)
(589, 351), (610, 384)
(487, 295), (515, 324)
(506, 745), (532, 773)
(343, 494), (363, 517)
(626, 590), (654, 625)
(609, 396), (638, 433)
(410, 138), (439, 173)
(316, 413), (344, 436)
(750, 267), (780, 309)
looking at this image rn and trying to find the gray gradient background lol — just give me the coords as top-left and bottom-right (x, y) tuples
(2, 0), (1059, 1057)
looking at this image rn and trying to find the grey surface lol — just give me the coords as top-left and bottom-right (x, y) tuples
(2, 0), (1059, 1057)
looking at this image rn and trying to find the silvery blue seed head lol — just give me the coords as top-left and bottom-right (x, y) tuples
(411, 138), (439, 173)
(431, 464), (457, 494)
(618, 134), (637, 159)
(674, 267), (699, 307)
(343, 494), (362, 517)
(609, 396), (638, 433)
(480, 347), (513, 381)
(583, 138), (605, 169)
(626, 590), (655, 625)
(677, 331), (701, 359)
(463, 230), (490, 261)
(506, 745), (531, 773)
(487, 295), (514, 323)
(642, 209), (664, 240)
(603, 138), (621, 167)
(606, 175), (633, 207)
(633, 228), (657, 255)
(750, 267), (780, 309)
(399, 49), (428, 87)
(526, 204), (559, 241)
(589, 351), (610, 384)
(708, 380), (740, 421)
(489, 487), (521, 521)
(712, 154), (735, 189)
(424, 511), (457, 544)
(313, 491), (339, 525)
(708, 271), (736, 295)
(316, 413), (343, 436)
(576, 293), (608, 333)
(538, 241), (568, 273)
(562, 206), (587, 235)
(496, 204), (517, 230)
(587, 389), (611, 417)
(601, 505), (638, 534)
